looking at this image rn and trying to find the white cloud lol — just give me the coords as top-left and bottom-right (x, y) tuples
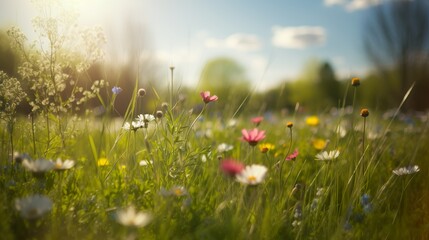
(345, 0), (382, 11)
(272, 26), (326, 49)
(324, 0), (345, 6)
(325, 0), (382, 11)
(204, 33), (261, 52)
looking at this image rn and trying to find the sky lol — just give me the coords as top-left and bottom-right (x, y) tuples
(0, 0), (383, 91)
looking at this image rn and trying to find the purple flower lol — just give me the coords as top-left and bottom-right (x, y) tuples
(112, 86), (123, 94)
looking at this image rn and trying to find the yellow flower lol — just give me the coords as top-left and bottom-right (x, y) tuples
(306, 116), (320, 126)
(259, 143), (275, 153)
(351, 77), (360, 87)
(97, 158), (109, 166)
(312, 139), (327, 150)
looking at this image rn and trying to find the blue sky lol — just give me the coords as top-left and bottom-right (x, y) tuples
(0, 0), (382, 90)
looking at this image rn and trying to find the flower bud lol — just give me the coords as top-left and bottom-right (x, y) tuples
(360, 108), (369, 117)
(351, 77), (360, 87)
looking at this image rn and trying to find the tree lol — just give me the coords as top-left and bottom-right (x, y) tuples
(364, 0), (429, 110)
(290, 59), (340, 111)
(318, 62), (340, 107)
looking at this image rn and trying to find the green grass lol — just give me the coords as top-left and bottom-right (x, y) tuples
(1, 92), (428, 240)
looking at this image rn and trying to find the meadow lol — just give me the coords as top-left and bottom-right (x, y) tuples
(1, 2), (429, 238)
(1, 78), (428, 239)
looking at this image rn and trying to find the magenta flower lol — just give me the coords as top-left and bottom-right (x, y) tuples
(200, 91), (218, 104)
(220, 159), (244, 176)
(242, 128), (266, 146)
(251, 116), (264, 125)
(285, 149), (299, 161)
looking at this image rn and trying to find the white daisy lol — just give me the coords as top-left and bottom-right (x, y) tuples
(393, 165), (420, 176)
(122, 121), (142, 131)
(236, 164), (268, 185)
(22, 159), (55, 174)
(217, 143), (233, 153)
(116, 206), (152, 228)
(137, 114), (155, 123)
(53, 158), (75, 171)
(315, 150), (340, 161)
(122, 122), (131, 130)
(15, 195), (53, 219)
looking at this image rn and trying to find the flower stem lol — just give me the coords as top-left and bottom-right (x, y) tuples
(185, 104), (206, 144)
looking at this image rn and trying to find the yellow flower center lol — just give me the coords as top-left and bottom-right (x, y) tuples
(174, 189), (183, 196)
(247, 175), (257, 183)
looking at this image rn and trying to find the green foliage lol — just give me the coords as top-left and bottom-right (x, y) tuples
(199, 57), (251, 115)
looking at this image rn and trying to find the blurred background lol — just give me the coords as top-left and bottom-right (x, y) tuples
(1, 0), (428, 115)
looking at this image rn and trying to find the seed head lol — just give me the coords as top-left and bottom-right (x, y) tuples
(351, 77), (360, 87)
(161, 102), (169, 111)
(156, 110), (163, 119)
(138, 88), (146, 97)
(360, 108), (369, 118)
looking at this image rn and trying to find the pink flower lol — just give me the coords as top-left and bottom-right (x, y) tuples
(242, 128), (266, 146)
(200, 91), (218, 104)
(285, 149), (299, 161)
(221, 159), (244, 176)
(251, 116), (264, 125)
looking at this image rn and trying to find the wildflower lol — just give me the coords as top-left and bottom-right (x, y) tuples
(316, 187), (324, 197)
(306, 116), (320, 126)
(217, 143), (234, 153)
(15, 195), (53, 219)
(351, 77), (360, 87)
(220, 159), (244, 176)
(53, 158), (75, 171)
(112, 86), (122, 94)
(137, 114), (155, 123)
(292, 220), (301, 227)
(392, 165), (420, 176)
(161, 186), (188, 197)
(116, 206), (152, 228)
(287, 122), (293, 128)
(138, 88), (146, 97)
(227, 119), (238, 128)
(200, 91), (218, 104)
(251, 116), (264, 126)
(360, 108), (369, 118)
(97, 158), (109, 166)
(22, 159), (54, 177)
(259, 143), (275, 153)
(336, 125), (347, 138)
(285, 149), (299, 161)
(13, 152), (31, 164)
(236, 164), (268, 185)
(315, 150), (340, 161)
(139, 160), (153, 166)
(241, 128), (266, 146)
(312, 138), (327, 150)
(171, 186), (188, 197)
(360, 194), (372, 213)
(122, 121), (143, 131)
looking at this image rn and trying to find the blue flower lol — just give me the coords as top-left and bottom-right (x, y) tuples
(363, 204), (373, 213)
(360, 194), (370, 206)
(112, 86), (122, 94)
